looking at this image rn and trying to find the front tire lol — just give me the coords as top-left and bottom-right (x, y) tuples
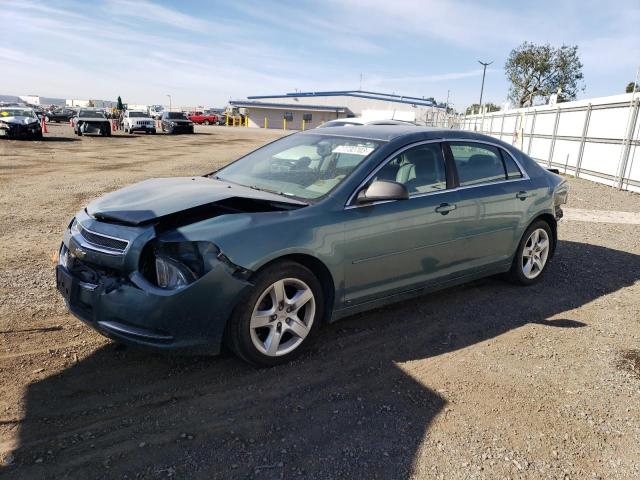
(226, 261), (324, 367)
(507, 220), (553, 285)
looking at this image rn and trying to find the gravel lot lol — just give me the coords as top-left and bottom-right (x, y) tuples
(1, 124), (639, 479)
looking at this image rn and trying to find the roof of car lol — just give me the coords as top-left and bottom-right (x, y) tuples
(303, 125), (463, 142)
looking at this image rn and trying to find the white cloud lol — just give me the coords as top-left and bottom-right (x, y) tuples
(103, 0), (213, 32)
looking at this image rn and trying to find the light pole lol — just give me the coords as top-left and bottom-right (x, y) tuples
(478, 60), (493, 113)
(166, 94), (172, 112)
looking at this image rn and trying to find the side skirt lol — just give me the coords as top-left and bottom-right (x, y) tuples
(329, 263), (511, 322)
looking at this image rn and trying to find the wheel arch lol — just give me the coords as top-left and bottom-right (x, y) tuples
(527, 212), (557, 257)
(250, 253), (335, 324)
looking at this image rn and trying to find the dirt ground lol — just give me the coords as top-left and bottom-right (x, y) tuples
(1, 124), (639, 479)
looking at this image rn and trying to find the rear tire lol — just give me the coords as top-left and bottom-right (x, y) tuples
(226, 261), (324, 367)
(203, 120), (210, 125)
(507, 220), (553, 285)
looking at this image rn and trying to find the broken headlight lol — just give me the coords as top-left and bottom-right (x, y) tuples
(141, 241), (221, 290)
(155, 255), (197, 289)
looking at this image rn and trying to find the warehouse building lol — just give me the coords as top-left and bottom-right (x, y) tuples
(229, 90), (447, 130)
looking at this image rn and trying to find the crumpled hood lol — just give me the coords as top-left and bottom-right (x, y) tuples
(1, 116), (39, 125)
(86, 176), (305, 225)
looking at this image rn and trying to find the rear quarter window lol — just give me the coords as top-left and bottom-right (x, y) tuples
(449, 142), (506, 187)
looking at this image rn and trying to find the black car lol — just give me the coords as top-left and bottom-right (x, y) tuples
(46, 109), (76, 123)
(74, 109), (112, 137)
(161, 111), (194, 134)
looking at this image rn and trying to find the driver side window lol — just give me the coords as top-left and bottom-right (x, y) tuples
(373, 143), (447, 195)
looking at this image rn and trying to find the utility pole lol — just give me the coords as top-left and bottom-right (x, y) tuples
(166, 94), (172, 112)
(478, 60), (493, 112)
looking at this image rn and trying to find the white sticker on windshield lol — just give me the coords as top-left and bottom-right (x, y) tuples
(332, 145), (375, 155)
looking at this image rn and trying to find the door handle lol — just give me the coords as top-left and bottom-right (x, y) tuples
(516, 191), (530, 200)
(435, 203), (456, 215)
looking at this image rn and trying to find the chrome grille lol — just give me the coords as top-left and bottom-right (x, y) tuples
(79, 225), (128, 253)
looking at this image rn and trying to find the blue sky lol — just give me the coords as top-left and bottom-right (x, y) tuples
(2, 0), (639, 110)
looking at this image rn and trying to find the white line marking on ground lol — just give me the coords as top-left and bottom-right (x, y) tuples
(563, 208), (640, 225)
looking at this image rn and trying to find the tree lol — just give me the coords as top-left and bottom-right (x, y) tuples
(626, 82), (639, 93)
(117, 96), (124, 111)
(465, 103), (500, 115)
(505, 42), (584, 107)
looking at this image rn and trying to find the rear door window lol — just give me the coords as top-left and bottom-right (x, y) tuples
(449, 142), (506, 187)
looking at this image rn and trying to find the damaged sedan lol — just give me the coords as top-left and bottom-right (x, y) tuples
(56, 126), (568, 366)
(0, 107), (43, 139)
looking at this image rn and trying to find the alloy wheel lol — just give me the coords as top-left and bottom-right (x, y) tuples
(249, 278), (316, 357)
(521, 228), (550, 279)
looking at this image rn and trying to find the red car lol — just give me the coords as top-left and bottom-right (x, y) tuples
(187, 111), (219, 125)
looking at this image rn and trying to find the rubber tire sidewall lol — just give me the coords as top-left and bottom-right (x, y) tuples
(508, 219), (553, 286)
(226, 261), (324, 367)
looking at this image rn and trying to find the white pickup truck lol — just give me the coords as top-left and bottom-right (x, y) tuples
(122, 110), (156, 134)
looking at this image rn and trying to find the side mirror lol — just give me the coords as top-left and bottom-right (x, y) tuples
(356, 180), (409, 204)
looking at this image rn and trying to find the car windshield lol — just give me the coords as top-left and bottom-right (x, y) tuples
(79, 110), (105, 118)
(167, 112), (187, 119)
(0, 108), (36, 118)
(128, 112), (146, 117)
(215, 134), (383, 200)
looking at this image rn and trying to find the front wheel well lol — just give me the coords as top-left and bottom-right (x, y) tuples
(251, 254), (335, 324)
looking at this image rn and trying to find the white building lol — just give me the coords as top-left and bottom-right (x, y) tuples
(18, 95), (65, 106)
(230, 90), (448, 129)
(66, 99), (117, 108)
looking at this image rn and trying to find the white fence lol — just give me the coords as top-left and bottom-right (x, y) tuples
(459, 94), (640, 192)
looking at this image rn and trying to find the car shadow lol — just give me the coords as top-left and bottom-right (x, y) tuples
(1, 137), (79, 143)
(4, 240), (639, 479)
(42, 137), (81, 143)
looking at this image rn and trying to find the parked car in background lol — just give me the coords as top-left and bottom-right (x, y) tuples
(188, 111), (219, 125)
(73, 109), (111, 136)
(149, 106), (164, 120)
(122, 110), (156, 134)
(45, 108), (76, 123)
(318, 118), (415, 128)
(0, 106), (43, 139)
(56, 126), (568, 366)
(161, 111), (194, 134)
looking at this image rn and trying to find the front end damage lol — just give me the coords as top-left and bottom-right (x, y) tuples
(77, 120), (110, 136)
(56, 209), (254, 354)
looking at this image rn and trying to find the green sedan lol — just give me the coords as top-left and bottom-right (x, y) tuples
(56, 126), (568, 366)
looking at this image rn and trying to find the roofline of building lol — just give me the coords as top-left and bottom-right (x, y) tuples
(246, 90), (443, 108)
(229, 100), (349, 112)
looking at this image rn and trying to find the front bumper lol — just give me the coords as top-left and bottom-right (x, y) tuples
(0, 122), (41, 138)
(168, 124), (194, 134)
(78, 121), (110, 134)
(56, 215), (252, 354)
(130, 125), (155, 132)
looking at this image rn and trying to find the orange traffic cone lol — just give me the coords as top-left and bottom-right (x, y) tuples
(112, 120), (117, 132)
(41, 116), (48, 134)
